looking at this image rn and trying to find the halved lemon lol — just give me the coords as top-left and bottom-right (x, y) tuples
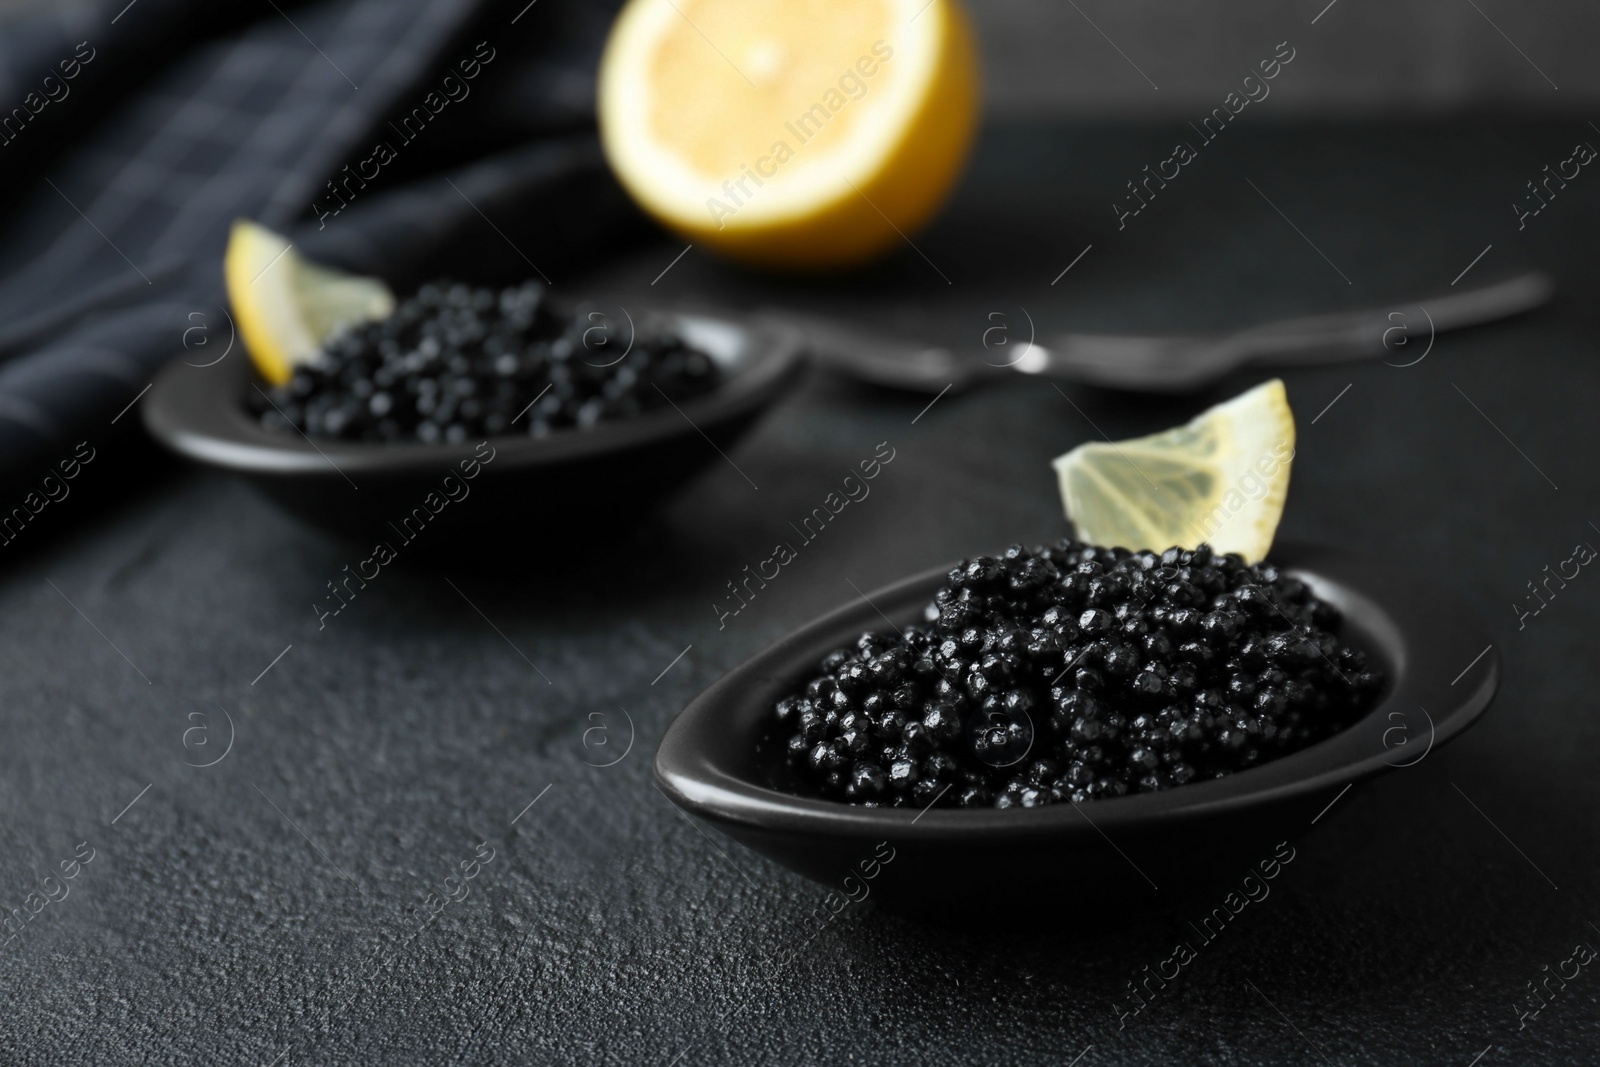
(223, 219), (394, 385)
(597, 0), (979, 269)
(1051, 380), (1297, 563)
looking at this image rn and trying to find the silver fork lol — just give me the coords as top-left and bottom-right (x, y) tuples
(764, 272), (1553, 394)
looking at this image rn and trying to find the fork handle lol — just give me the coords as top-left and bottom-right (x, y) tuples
(1230, 272), (1554, 366)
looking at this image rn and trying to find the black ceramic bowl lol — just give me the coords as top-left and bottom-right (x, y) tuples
(656, 542), (1500, 913)
(143, 310), (805, 553)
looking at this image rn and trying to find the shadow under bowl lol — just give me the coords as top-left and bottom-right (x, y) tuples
(655, 542), (1500, 916)
(142, 310), (806, 555)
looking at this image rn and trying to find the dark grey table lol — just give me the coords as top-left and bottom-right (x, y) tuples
(3, 118), (1597, 1064)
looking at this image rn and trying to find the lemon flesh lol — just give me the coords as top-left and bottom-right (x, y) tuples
(597, 0), (979, 269)
(1052, 380), (1297, 564)
(224, 219), (394, 385)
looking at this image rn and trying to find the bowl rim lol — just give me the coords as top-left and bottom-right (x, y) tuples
(141, 308), (807, 476)
(654, 540), (1500, 842)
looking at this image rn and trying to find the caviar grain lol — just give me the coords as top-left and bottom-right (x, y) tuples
(768, 540), (1384, 810)
(249, 280), (720, 443)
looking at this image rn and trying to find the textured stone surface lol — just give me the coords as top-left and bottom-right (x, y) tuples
(1, 120), (1597, 1064)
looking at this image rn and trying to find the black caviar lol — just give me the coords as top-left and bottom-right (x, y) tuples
(249, 280), (721, 443)
(768, 540), (1384, 810)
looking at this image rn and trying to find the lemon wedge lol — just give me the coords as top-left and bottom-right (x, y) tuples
(224, 219), (394, 385)
(1051, 380), (1297, 563)
(597, 0), (979, 269)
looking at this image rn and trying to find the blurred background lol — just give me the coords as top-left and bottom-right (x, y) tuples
(3, 0), (1594, 118)
(979, 1), (1588, 115)
(0, 0), (1589, 529)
